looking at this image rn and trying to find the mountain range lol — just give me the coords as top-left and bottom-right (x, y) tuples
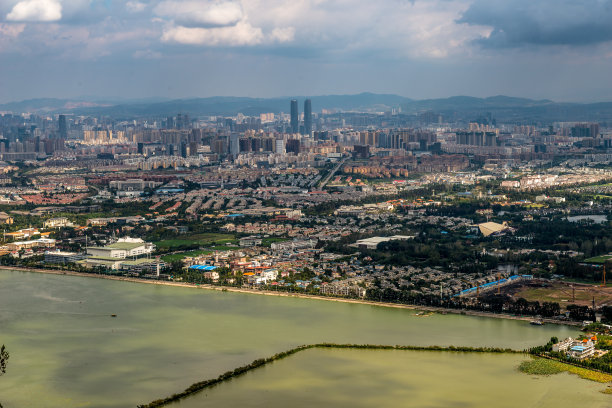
(2, 93), (612, 123)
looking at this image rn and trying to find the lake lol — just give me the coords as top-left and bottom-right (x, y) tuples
(167, 349), (611, 408)
(0, 270), (582, 407)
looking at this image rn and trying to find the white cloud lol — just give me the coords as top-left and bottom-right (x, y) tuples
(161, 20), (263, 45)
(6, 0), (62, 22)
(126, 1), (147, 13)
(155, 1), (243, 27)
(270, 26), (295, 43)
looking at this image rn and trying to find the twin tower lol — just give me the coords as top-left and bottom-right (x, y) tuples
(290, 99), (312, 135)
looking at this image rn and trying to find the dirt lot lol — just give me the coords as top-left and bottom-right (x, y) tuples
(501, 280), (612, 310)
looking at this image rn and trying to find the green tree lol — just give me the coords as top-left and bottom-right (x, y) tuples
(0, 344), (8, 376)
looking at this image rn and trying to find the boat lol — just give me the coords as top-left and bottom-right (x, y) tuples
(530, 319), (544, 326)
(111, 314), (117, 317)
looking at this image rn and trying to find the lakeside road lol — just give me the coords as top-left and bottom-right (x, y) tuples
(0, 265), (581, 327)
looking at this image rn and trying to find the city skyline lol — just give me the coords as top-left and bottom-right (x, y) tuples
(1, 1), (612, 103)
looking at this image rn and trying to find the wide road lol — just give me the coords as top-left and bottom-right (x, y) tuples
(317, 156), (348, 190)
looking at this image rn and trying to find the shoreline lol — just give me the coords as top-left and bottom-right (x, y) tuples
(0, 265), (581, 326)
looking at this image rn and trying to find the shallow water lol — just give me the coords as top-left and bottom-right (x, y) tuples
(0, 270), (579, 407)
(168, 349), (611, 408)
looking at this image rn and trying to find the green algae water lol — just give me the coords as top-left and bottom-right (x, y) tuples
(167, 349), (611, 408)
(0, 270), (582, 407)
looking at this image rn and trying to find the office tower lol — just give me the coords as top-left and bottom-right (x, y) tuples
(166, 116), (175, 129)
(58, 115), (67, 139)
(290, 99), (298, 134)
(303, 99), (312, 136)
(229, 133), (240, 157)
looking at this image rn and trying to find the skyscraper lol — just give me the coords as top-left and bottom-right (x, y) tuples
(290, 99), (298, 134)
(229, 133), (240, 157)
(58, 114), (67, 139)
(303, 99), (312, 136)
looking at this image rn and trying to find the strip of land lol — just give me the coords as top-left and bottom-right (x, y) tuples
(0, 265), (581, 326)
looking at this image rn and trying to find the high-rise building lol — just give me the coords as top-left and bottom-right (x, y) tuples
(58, 115), (67, 139)
(290, 100), (299, 134)
(229, 133), (240, 157)
(275, 139), (285, 154)
(166, 116), (175, 129)
(286, 139), (300, 154)
(303, 99), (312, 136)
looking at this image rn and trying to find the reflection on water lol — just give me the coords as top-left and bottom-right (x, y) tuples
(0, 270), (579, 407)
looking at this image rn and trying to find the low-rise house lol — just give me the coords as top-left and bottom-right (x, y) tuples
(5, 228), (41, 241)
(553, 337), (596, 360)
(7, 238), (56, 251)
(239, 236), (263, 247)
(0, 212), (14, 224)
(552, 337), (574, 352)
(568, 339), (596, 360)
(44, 217), (74, 229)
(204, 271), (220, 282)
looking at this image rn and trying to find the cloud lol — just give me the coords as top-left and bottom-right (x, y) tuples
(161, 20), (263, 45)
(269, 26), (294, 43)
(458, 0), (612, 48)
(0, 22), (25, 36)
(242, 0), (486, 59)
(133, 49), (162, 59)
(154, 0), (243, 27)
(6, 0), (62, 22)
(126, 1), (147, 13)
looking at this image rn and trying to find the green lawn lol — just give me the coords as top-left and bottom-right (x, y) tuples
(584, 254), (612, 264)
(202, 245), (239, 251)
(162, 250), (213, 263)
(261, 237), (289, 247)
(154, 233), (236, 249)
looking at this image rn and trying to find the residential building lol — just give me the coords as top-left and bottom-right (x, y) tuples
(44, 217), (74, 229)
(239, 236), (263, 247)
(0, 212), (13, 224)
(7, 238), (56, 251)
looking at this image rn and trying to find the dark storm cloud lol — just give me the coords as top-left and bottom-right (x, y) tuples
(458, 0), (612, 48)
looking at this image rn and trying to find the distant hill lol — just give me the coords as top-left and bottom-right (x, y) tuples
(2, 93), (612, 123)
(69, 93), (412, 118)
(0, 98), (113, 113)
(401, 95), (554, 112)
(0, 93), (409, 117)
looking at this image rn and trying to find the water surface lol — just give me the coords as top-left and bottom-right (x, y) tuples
(0, 270), (578, 407)
(168, 349), (610, 408)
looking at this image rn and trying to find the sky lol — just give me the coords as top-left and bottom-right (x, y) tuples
(1, 0), (612, 103)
